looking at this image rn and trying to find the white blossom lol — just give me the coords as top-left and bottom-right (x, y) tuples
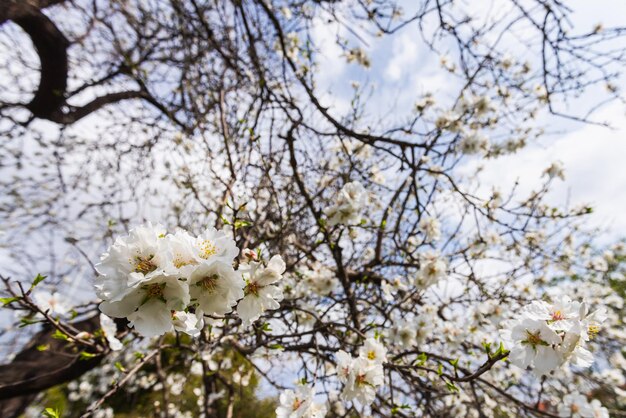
(418, 217), (441, 242)
(236, 255), (286, 326)
(32, 290), (70, 316)
(324, 181), (368, 226)
(276, 386), (327, 418)
(99, 313), (123, 351)
(189, 260), (244, 316)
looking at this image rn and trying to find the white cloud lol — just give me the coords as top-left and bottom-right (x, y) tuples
(468, 103), (626, 240)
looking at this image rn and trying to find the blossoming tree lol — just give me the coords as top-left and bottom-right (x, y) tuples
(1, 0), (625, 417)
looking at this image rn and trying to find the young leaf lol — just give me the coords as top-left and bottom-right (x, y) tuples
(30, 273), (47, 291)
(42, 407), (60, 418)
(52, 329), (69, 341)
(114, 361), (127, 372)
(79, 351), (97, 360)
(0, 296), (20, 306)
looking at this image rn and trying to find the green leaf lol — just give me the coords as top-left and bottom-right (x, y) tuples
(414, 353), (428, 367)
(437, 363), (443, 376)
(115, 361), (127, 373)
(30, 273), (47, 290)
(446, 381), (459, 392)
(494, 341), (507, 356)
(234, 219), (252, 229)
(449, 358), (459, 370)
(391, 404), (412, 414)
(42, 407), (60, 418)
(0, 296), (20, 306)
(19, 317), (39, 328)
(268, 344), (284, 350)
(52, 329), (69, 341)
(37, 344), (49, 351)
(79, 351), (97, 360)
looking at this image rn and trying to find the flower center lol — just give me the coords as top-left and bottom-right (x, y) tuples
(173, 254), (196, 269)
(427, 264), (439, 276)
(356, 374), (367, 386)
(588, 324), (600, 339)
(245, 281), (259, 296)
(143, 283), (166, 301)
(199, 240), (217, 259)
(367, 351), (376, 360)
(551, 310), (565, 321)
(134, 255), (157, 274)
(523, 329), (546, 347)
(198, 274), (219, 293)
(292, 398), (303, 411)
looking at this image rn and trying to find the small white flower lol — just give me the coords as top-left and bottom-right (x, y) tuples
(415, 252), (447, 289)
(388, 320), (416, 348)
(340, 357), (384, 406)
(558, 393), (595, 418)
(100, 275), (189, 338)
(99, 313), (123, 351)
(418, 217), (441, 242)
(336, 339), (386, 406)
(458, 130), (489, 155)
(194, 227), (239, 264)
(33, 290), (70, 316)
(172, 310), (204, 337)
(544, 161), (565, 180)
(189, 260), (244, 316)
(236, 255), (286, 326)
(324, 181), (368, 226)
(276, 386), (326, 418)
(358, 338), (387, 364)
(524, 297), (581, 331)
(502, 317), (563, 375)
(95, 223), (171, 303)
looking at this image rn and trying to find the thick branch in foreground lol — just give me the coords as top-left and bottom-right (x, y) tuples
(1, 1), (166, 126)
(2, 0), (69, 120)
(0, 315), (105, 418)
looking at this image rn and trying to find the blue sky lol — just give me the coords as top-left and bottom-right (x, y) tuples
(308, 0), (626, 241)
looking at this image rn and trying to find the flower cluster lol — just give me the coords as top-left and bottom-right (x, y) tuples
(415, 252), (447, 289)
(324, 181), (367, 226)
(94, 224), (284, 337)
(501, 296), (607, 376)
(336, 338), (386, 406)
(275, 386), (327, 418)
(559, 392), (609, 418)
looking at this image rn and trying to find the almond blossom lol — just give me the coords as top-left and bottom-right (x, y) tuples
(236, 255), (286, 326)
(324, 181), (368, 226)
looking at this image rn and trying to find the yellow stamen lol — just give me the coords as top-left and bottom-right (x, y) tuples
(551, 310), (565, 321)
(144, 283), (165, 299)
(198, 240), (217, 259)
(245, 281), (259, 296)
(198, 275), (219, 293)
(134, 256), (157, 274)
(524, 329), (545, 347)
(292, 398), (303, 411)
(173, 255), (196, 269)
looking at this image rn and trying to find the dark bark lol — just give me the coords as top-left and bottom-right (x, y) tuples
(1, 1), (69, 120)
(0, 315), (104, 418)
